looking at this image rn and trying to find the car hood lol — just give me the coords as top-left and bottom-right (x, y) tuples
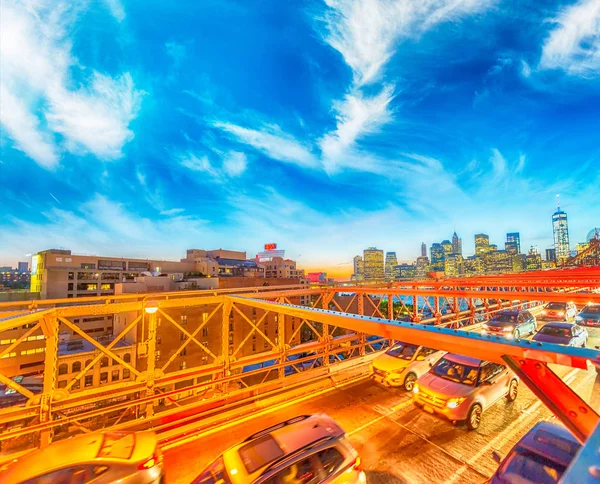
(417, 372), (474, 398)
(373, 354), (409, 372)
(579, 313), (600, 320)
(532, 333), (570, 345)
(487, 320), (513, 328)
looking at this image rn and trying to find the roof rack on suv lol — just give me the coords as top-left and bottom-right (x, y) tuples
(243, 415), (312, 442)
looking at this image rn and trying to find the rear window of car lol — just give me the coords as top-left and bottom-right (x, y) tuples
(546, 303), (566, 310)
(491, 313), (517, 323)
(534, 429), (581, 457)
(194, 457), (232, 484)
(239, 435), (285, 474)
(539, 326), (572, 337)
(97, 432), (135, 459)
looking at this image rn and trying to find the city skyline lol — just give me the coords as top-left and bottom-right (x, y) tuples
(1, 1), (600, 279)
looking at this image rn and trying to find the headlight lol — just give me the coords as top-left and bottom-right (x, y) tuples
(558, 311), (565, 316)
(413, 383), (419, 394)
(502, 326), (514, 332)
(541, 310), (547, 315)
(392, 367), (405, 374)
(576, 316), (582, 321)
(446, 397), (466, 408)
(482, 323), (488, 329)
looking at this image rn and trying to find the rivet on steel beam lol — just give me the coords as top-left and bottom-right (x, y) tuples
(589, 466), (600, 478)
(568, 410), (577, 418)
(519, 360), (525, 365)
(579, 406), (588, 414)
(535, 363), (542, 369)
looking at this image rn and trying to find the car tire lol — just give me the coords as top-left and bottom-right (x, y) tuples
(506, 379), (518, 402)
(582, 339), (587, 348)
(466, 403), (482, 431)
(404, 372), (417, 392)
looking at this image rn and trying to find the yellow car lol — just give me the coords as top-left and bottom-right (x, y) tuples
(193, 414), (366, 484)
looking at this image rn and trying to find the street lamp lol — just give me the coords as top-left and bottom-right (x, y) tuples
(145, 300), (158, 314)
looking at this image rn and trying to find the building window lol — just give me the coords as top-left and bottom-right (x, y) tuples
(85, 375), (93, 387)
(180, 332), (186, 341)
(202, 327), (208, 337)
(228, 333), (234, 345)
(100, 283), (112, 290)
(252, 333), (256, 340)
(202, 313), (208, 323)
(72, 379), (80, 390)
(229, 322), (233, 332)
(202, 356), (208, 364)
(1, 338), (16, 345)
(123, 368), (130, 379)
(123, 353), (131, 363)
(252, 343), (256, 351)
(180, 361), (187, 370)
(0, 352), (16, 359)
(100, 372), (108, 384)
(81, 263), (96, 269)
(68, 272), (74, 280)
(112, 370), (120, 381)
(68, 283), (74, 291)
(58, 380), (67, 388)
(72, 361), (81, 373)
(180, 315), (187, 325)
(229, 346), (234, 356)
(264, 340), (268, 348)
(58, 364), (68, 375)
(100, 357), (108, 368)
(85, 359), (92, 368)
(180, 348), (187, 357)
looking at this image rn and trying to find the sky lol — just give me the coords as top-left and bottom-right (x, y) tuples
(1, 0), (600, 279)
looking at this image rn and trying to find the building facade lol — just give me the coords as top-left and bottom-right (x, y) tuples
(384, 252), (398, 280)
(430, 243), (444, 272)
(474, 234), (490, 255)
(420, 243), (427, 257)
(506, 233), (521, 255)
(451, 232), (462, 256)
(363, 248), (384, 280)
(552, 209), (570, 261)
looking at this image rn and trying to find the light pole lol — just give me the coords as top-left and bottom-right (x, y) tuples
(144, 301), (158, 417)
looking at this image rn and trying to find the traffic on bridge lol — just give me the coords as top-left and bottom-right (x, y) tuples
(0, 269), (598, 483)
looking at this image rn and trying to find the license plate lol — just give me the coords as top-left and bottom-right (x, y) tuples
(423, 405), (434, 414)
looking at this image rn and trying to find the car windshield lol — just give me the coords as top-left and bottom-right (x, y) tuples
(582, 305), (600, 314)
(194, 457), (232, 484)
(432, 358), (479, 386)
(97, 432), (135, 460)
(545, 303), (566, 310)
(491, 313), (517, 323)
(238, 435), (285, 474)
(385, 343), (418, 360)
(498, 447), (566, 484)
(539, 326), (572, 337)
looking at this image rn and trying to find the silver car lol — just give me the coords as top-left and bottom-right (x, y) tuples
(0, 431), (164, 484)
(370, 342), (445, 391)
(413, 354), (518, 430)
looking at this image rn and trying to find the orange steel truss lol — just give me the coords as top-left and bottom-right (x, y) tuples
(0, 269), (598, 455)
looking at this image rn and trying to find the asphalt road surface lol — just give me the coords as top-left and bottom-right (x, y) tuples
(163, 329), (600, 484)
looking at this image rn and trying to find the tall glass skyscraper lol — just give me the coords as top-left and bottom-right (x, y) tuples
(552, 206), (570, 261)
(385, 252), (398, 279)
(430, 243), (445, 271)
(363, 247), (385, 280)
(451, 232), (462, 255)
(506, 232), (521, 255)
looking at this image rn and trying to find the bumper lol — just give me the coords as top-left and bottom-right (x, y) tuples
(370, 371), (405, 387)
(413, 394), (469, 421)
(578, 320), (600, 327)
(481, 330), (513, 338)
(538, 315), (568, 321)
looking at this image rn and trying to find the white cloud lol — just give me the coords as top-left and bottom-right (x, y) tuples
(179, 153), (218, 176)
(0, 1), (142, 168)
(103, 0), (126, 22)
(222, 151), (247, 177)
(540, 0), (600, 75)
(319, 85), (394, 172)
(214, 122), (318, 168)
(160, 208), (185, 216)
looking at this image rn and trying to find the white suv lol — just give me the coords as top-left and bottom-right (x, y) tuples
(371, 342), (445, 391)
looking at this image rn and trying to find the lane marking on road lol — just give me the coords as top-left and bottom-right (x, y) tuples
(447, 368), (581, 484)
(347, 398), (414, 437)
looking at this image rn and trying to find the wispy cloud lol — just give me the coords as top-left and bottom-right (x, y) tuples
(214, 122), (318, 168)
(178, 149), (248, 179)
(222, 151), (248, 177)
(539, 0), (600, 76)
(0, 1), (143, 168)
(103, 0), (126, 22)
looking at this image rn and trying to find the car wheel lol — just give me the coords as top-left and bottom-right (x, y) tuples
(404, 372), (417, 392)
(466, 403), (482, 430)
(582, 339), (587, 348)
(506, 379), (518, 402)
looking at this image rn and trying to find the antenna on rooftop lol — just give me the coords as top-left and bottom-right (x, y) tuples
(556, 194), (560, 211)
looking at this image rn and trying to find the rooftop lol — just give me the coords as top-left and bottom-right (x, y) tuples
(58, 335), (132, 356)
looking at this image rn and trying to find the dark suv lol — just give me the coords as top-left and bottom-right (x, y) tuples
(481, 309), (536, 339)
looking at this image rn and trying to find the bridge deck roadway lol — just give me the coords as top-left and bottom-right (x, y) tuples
(164, 328), (600, 484)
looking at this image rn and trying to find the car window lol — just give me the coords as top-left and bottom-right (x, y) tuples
(316, 447), (345, 477)
(97, 432), (135, 459)
(385, 343), (418, 360)
(479, 363), (503, 383)
(539, 326), (572, 337)
(545, 303), (566, 310)
(499, 447), (566, 484)
(22, 466), (89, 484)
(582, 305), (600, 314)
(239, 435), (285, 474)
(262, 457), (320, 484)
(418, 347), (438, 358)
(432, 358), (479, 386)
(194, 457), (232, 484)
(491, 313), (517, 323)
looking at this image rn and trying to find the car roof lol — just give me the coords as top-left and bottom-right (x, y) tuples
(0, 432), (134, 480)
(496, 309), (519, 315)
(517, 422), (581, 466)
(444, 353), (484, 366)
(542, 322), (576, 329)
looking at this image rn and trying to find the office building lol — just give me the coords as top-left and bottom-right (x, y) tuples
(475, 234), (490, 255)
(17, 262), (29, 273)
(363, 248), (384, 280)
(545, 248), (557, 262)
(421, 243), (427, 257)
(385, 252), (398, 279)
(444, 254), (462, 277)
(506, 233), (521, 255)
(451, 232), (462, 256)
(552, 201), (570, 261)
(415, 256), (430, 278)
(430, 243), (445, 272)
(393, 263), (415, 279)
(441, 240), (453, 257)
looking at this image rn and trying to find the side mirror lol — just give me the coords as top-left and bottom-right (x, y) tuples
(492, 451), (502, 464)
(416, 355), (425, 361)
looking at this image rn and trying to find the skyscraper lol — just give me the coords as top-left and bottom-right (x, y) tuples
(545, 248), (556, 262)
(506, 232), (521, 255)
(385, 252), (398, 279)
(353, 255), (364, 280)
(430, 243), (445, 271)
(421, 242), (427, 257)
(451, 232), (462, 256)
(441, 240), (453, 257)
(17, 262), (28, 273)
(475, 234), (490, 255)
(363, 248), (385, 280)
(552, 198), (570, 261)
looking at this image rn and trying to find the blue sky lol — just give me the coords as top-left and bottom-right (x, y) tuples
(1, 0), (599, 277)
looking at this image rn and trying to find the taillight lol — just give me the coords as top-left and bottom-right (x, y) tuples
(350, 456), (362, 471)
(138, 453), (158, 470)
